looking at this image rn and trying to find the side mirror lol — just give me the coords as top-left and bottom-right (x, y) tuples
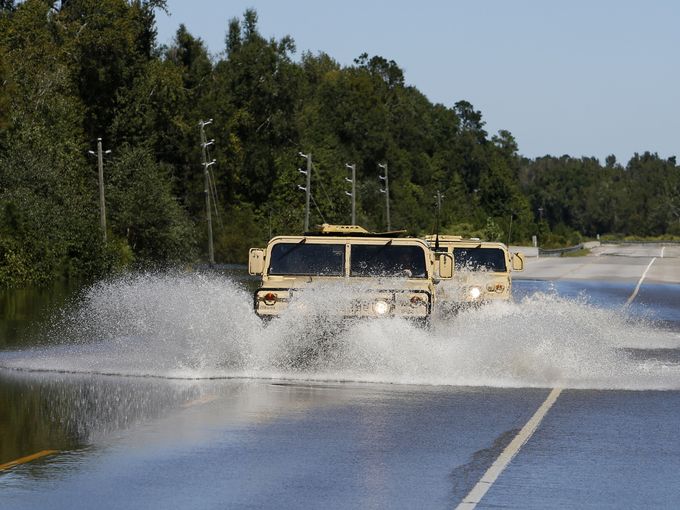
(438, 253), (454, 279)
(248, 248), (265, 275)
(511, 252), (524, 271)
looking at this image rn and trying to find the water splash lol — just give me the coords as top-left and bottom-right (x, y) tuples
(1, 272), (679, 390)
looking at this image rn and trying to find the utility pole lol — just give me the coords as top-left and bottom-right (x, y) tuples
(298, 152), (312, 232)
(199, 119), (215, 265)
(378, 162), (390, 230)
(88, 138), (111, 242)
(345, 163), (356, 225)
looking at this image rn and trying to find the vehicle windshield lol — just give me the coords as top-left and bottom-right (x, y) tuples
(268, 243), (345, 276)
(453, 247), (507, 272)
(350, 244), (427, 278)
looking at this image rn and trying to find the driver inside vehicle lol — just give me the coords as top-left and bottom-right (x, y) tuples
(397, 251), (414, 277)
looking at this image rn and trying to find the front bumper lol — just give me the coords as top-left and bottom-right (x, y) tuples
(253, 288), (432, 319)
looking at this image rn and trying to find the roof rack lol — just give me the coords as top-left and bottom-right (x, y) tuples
(423, 234), (464, 242)
(304, 224), (408, 238)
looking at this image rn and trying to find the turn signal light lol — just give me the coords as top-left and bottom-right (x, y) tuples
(410, 295), (425, 307)
(495, 284), (505, 292)
(263, 292), (277, 306)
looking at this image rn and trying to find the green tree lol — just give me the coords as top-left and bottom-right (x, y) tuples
(58, 0), (166, 143)
(0, 0), (108, 285)
(106, 146), (196, 264)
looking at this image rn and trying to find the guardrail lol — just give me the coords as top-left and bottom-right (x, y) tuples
(538, 243), (585, 257)
(527, 239), (678, 257)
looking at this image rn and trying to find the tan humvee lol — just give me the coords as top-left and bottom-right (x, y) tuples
(424, 235), (524, 308)
(249, 225), (453, 320)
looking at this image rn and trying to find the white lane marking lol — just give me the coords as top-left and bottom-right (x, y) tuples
(625, 257), (657, 306)
(456, 388), (563, 510)
(661, 246), (665, 258)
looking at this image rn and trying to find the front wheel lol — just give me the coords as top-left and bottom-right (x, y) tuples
(407, 316), (432, 329)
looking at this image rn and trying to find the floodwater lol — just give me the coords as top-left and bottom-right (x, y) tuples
(1, 262), (680, 508)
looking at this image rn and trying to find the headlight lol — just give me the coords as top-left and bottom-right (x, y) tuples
(373, 300), (391, 315)
(469, 287), (482, 300)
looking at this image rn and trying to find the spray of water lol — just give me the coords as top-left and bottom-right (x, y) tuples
(1, 272), (679, 390)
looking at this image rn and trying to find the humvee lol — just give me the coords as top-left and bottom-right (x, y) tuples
(424, 235), (524, 308)
(249, 225), (453, 320)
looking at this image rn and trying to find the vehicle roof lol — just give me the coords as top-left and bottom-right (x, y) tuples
(267, 235), (429, 248)
(423, 235), (509, 250)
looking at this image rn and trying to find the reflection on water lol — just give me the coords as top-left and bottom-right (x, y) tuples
(0, 282), (83, 349)
(0, 370), (366, 467)
(0, 371), (205, 464)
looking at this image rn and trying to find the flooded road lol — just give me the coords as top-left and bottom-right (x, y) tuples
(1, 245), (680, 509)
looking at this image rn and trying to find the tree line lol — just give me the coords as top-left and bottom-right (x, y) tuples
(1, 1), (678, 286)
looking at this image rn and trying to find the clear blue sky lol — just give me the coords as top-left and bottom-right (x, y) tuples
(156, 1), (679, 164)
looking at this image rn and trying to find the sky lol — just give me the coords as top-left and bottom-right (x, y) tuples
(155, 1), (679, 164)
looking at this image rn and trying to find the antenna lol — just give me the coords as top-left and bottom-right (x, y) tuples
(433, 190), (445, 252)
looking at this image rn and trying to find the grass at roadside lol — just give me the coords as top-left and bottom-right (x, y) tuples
(561, 248), (591, 257)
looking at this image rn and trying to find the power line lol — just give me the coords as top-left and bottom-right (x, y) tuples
(208, 166), (222, 228)
(310, 192), (326, 224)
(314, 162), (335, 210)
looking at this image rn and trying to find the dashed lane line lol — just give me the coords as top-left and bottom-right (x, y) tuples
(0, 450), (59, 472)
(625, 257), (657, 306)
(456, 388), (563, 510)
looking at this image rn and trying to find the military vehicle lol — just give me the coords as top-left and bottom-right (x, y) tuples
(249, 225), (453, 321)
(424, 235), (524, 309)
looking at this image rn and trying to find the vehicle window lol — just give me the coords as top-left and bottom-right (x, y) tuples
(453, 248), (507, 272)
(350, 244), (427, 278)
(268, 243), (345, 276)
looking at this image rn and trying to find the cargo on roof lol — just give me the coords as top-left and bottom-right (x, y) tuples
(305, 223), (408, 238)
